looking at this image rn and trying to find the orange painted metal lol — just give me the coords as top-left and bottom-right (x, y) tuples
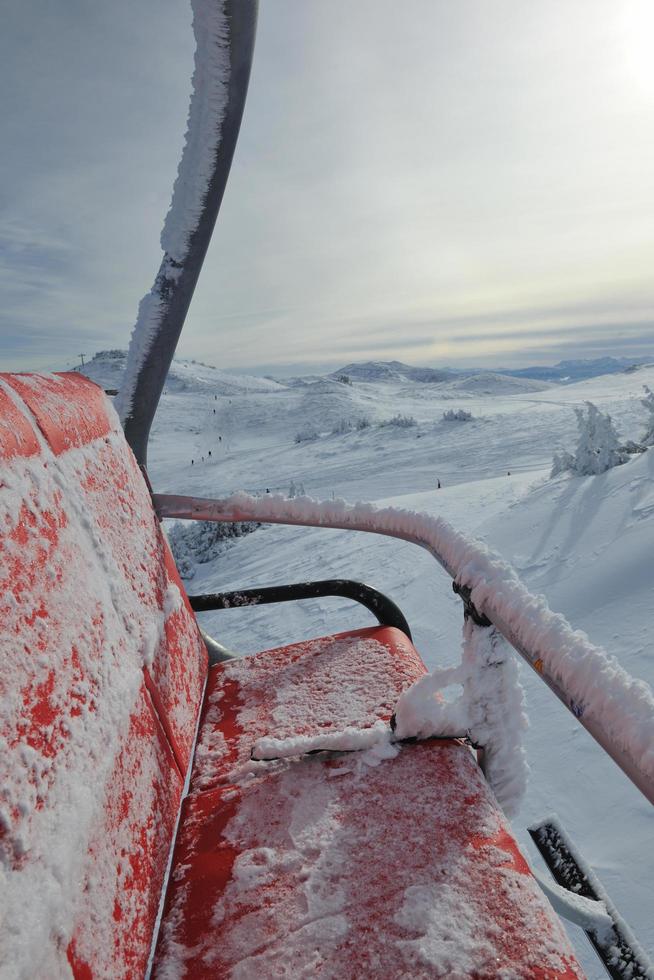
(4, 372), (113, 452)
(0, 374), (206, 977)
(0, 385), (41, 458)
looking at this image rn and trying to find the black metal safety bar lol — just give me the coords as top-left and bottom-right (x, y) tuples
(188, 578), (412, 641)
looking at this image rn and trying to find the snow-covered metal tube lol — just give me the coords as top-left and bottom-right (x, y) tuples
(117, 1), (258, 466)
(154, 491), (654, 808)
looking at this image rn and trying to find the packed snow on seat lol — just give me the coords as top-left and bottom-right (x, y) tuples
(154, 630), (582, 979)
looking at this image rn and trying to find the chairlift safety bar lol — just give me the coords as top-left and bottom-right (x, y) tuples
(154, 491), (654, 809)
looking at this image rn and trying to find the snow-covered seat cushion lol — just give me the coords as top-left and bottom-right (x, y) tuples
(153, 627), (582, 979)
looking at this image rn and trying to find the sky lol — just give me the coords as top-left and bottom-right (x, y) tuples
(1, 0), (654, 375)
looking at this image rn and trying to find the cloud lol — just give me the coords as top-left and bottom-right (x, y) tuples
(2, 0), (654, 373)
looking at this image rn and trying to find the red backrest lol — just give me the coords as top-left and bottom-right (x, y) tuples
(0, 373), (208, 978)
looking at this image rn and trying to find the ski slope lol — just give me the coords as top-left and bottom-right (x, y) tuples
(83, 351), (654, 977)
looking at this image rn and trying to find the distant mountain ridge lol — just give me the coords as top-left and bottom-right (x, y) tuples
(502, 356), (643, 382)
(332, 356), (642, 385)
(77, 349), (644, 394)
(331, 361), (459, 383)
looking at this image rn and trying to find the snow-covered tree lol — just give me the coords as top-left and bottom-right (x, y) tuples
(168, 519), (258, 580)
(551, 402), (625, 477)
(382, 413), (417, 428)
(574, 402), (622, 475)
(443, 408), (473, 422)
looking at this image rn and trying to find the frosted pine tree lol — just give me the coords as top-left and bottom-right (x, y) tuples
(552, 402), (625, 476)
(573, 402), (622, 475)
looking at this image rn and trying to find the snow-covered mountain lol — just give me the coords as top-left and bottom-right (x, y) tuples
(441, 371), (555, 394)
(328, 355), (643, 386)
(81, 349), (643, 399)
(505, 355), (645, 384)
(80, 349), (285, 396)
(331, 360), (458, 384)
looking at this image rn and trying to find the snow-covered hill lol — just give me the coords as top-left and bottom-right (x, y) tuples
(81, 349), (285, 396)
(84, 350), (654, 974)
(442, 371), (555, 394)
(328, 355), (644, 386)
(332, 359), (457, 384)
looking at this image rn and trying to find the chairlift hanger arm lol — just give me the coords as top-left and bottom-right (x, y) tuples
(121, 1), (258, 467)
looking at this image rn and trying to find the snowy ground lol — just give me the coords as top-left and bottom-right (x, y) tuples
(85, 351), (654, 977)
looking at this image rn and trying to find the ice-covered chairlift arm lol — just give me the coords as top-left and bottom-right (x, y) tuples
(118, 1), (258, 467)
(154, 491), (654, 809)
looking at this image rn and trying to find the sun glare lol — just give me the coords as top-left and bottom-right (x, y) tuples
(620, 0), (654, 97)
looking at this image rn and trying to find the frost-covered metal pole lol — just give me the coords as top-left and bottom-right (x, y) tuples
(116, 0), (258, 466)
(153, 491), (654, 809)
